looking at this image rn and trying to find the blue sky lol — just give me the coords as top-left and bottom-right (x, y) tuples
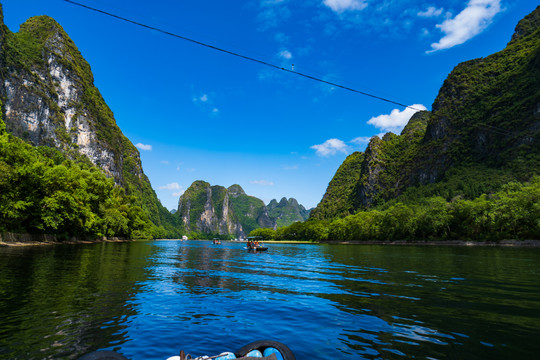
(2, 0), (538, 210)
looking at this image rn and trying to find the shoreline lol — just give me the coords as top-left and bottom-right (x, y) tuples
(0, 235), (135, 247)
(318, 239), (540, 247)
(2, 238), (540, 248)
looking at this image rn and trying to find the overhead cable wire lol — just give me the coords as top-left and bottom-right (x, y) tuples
(61, 0), (420, 111)
(61, 0), (536, 142)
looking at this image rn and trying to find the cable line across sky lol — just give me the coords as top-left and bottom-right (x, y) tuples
(61, 0), (421, 111)
(61, 0), (534, 142)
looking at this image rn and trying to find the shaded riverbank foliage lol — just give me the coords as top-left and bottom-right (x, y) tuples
(0, 114), (158, 240)
(250, 178), (540, 242)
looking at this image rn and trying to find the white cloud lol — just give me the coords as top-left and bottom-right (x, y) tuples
(323, 0), (368, 13)
(429, 0), (501, 52)
(172, 191), (185, 197)
(159, 182), (181, 190)
(311, 138), (349, 157)
(278, 49), (292, 59)
(192, 92), (220, 115)
(251, 180), (275, 186)
(193, 94), (209, 103)
(135, 143), (152, 151)
(367, 104), (427, 133)
(160, 160), (169, 165)
(283, 165), (298, 170)
(418, 6), (444, 18)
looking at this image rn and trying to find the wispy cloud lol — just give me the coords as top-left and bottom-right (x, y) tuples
(418, 6), (444, 18)
(172, 191), (185, 197)
(158, 182), (181, 190)
(160, 160), (169, 165)
(323, 0), (368, 14)
(257, 1), (291, 30)
(251, 180), (275, 186)
(283, 165), (298, 170)
(429, 0), (501, 52)
(278, 49), (293, 60)
(192, 92), (219, 115)
(135, 143), (152, 151)
(311, 138), (349, 157)
(367, 104), (427, 133)
(193, 93), (209, 104)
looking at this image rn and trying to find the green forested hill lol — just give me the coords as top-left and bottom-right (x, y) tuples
(0, 5), (180, 238)
(267, 197), (311, 227)
(312, 6), (540, 222)
(310, 151), (365, 220)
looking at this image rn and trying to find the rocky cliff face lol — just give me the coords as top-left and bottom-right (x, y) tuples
(313, 6), (540, 220)
(267, 197), (311, 227)
(177, 181), (276, 237)
(0, 6), (172, 229)
(0, 14), (131, 182)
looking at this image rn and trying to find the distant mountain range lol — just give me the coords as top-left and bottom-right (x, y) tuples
(176, 181), (311, 238)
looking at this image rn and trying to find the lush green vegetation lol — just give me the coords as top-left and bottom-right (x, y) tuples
(253, 177), (540, 242)
(0, 112), (158, 239)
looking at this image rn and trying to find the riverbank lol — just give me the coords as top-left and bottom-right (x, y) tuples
(3, 236), (539, 247)
(320, 239), (540, 247)
(0, 232), (134, 247)
(241, 239), (540, 247)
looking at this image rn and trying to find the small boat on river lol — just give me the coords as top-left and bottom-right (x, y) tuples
(212, 238), (222, 245)
(246, 236), (267, 251)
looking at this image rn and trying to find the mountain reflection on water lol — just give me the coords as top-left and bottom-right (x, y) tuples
(0, 240), (539, 359)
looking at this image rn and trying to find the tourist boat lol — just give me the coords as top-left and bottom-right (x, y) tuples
(181, 235), (188, 241)
(245, 236), (267, 251)
(212, 238), (221, 245)
(79, 340), (295, 360)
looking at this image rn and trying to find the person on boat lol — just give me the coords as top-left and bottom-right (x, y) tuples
(254, 240), (260, 248)
(247, 240), (252, 249)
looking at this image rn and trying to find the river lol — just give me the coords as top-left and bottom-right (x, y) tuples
(0, 240), (539, 359)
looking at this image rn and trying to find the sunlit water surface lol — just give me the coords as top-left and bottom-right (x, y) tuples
(1, 241), (539, 359)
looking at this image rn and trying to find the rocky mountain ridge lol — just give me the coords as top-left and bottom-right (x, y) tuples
(177, 181), (312, 237)
(177, 181), (275, 238)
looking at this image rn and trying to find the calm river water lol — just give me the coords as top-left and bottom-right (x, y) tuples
(0, 240), (539, 359)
